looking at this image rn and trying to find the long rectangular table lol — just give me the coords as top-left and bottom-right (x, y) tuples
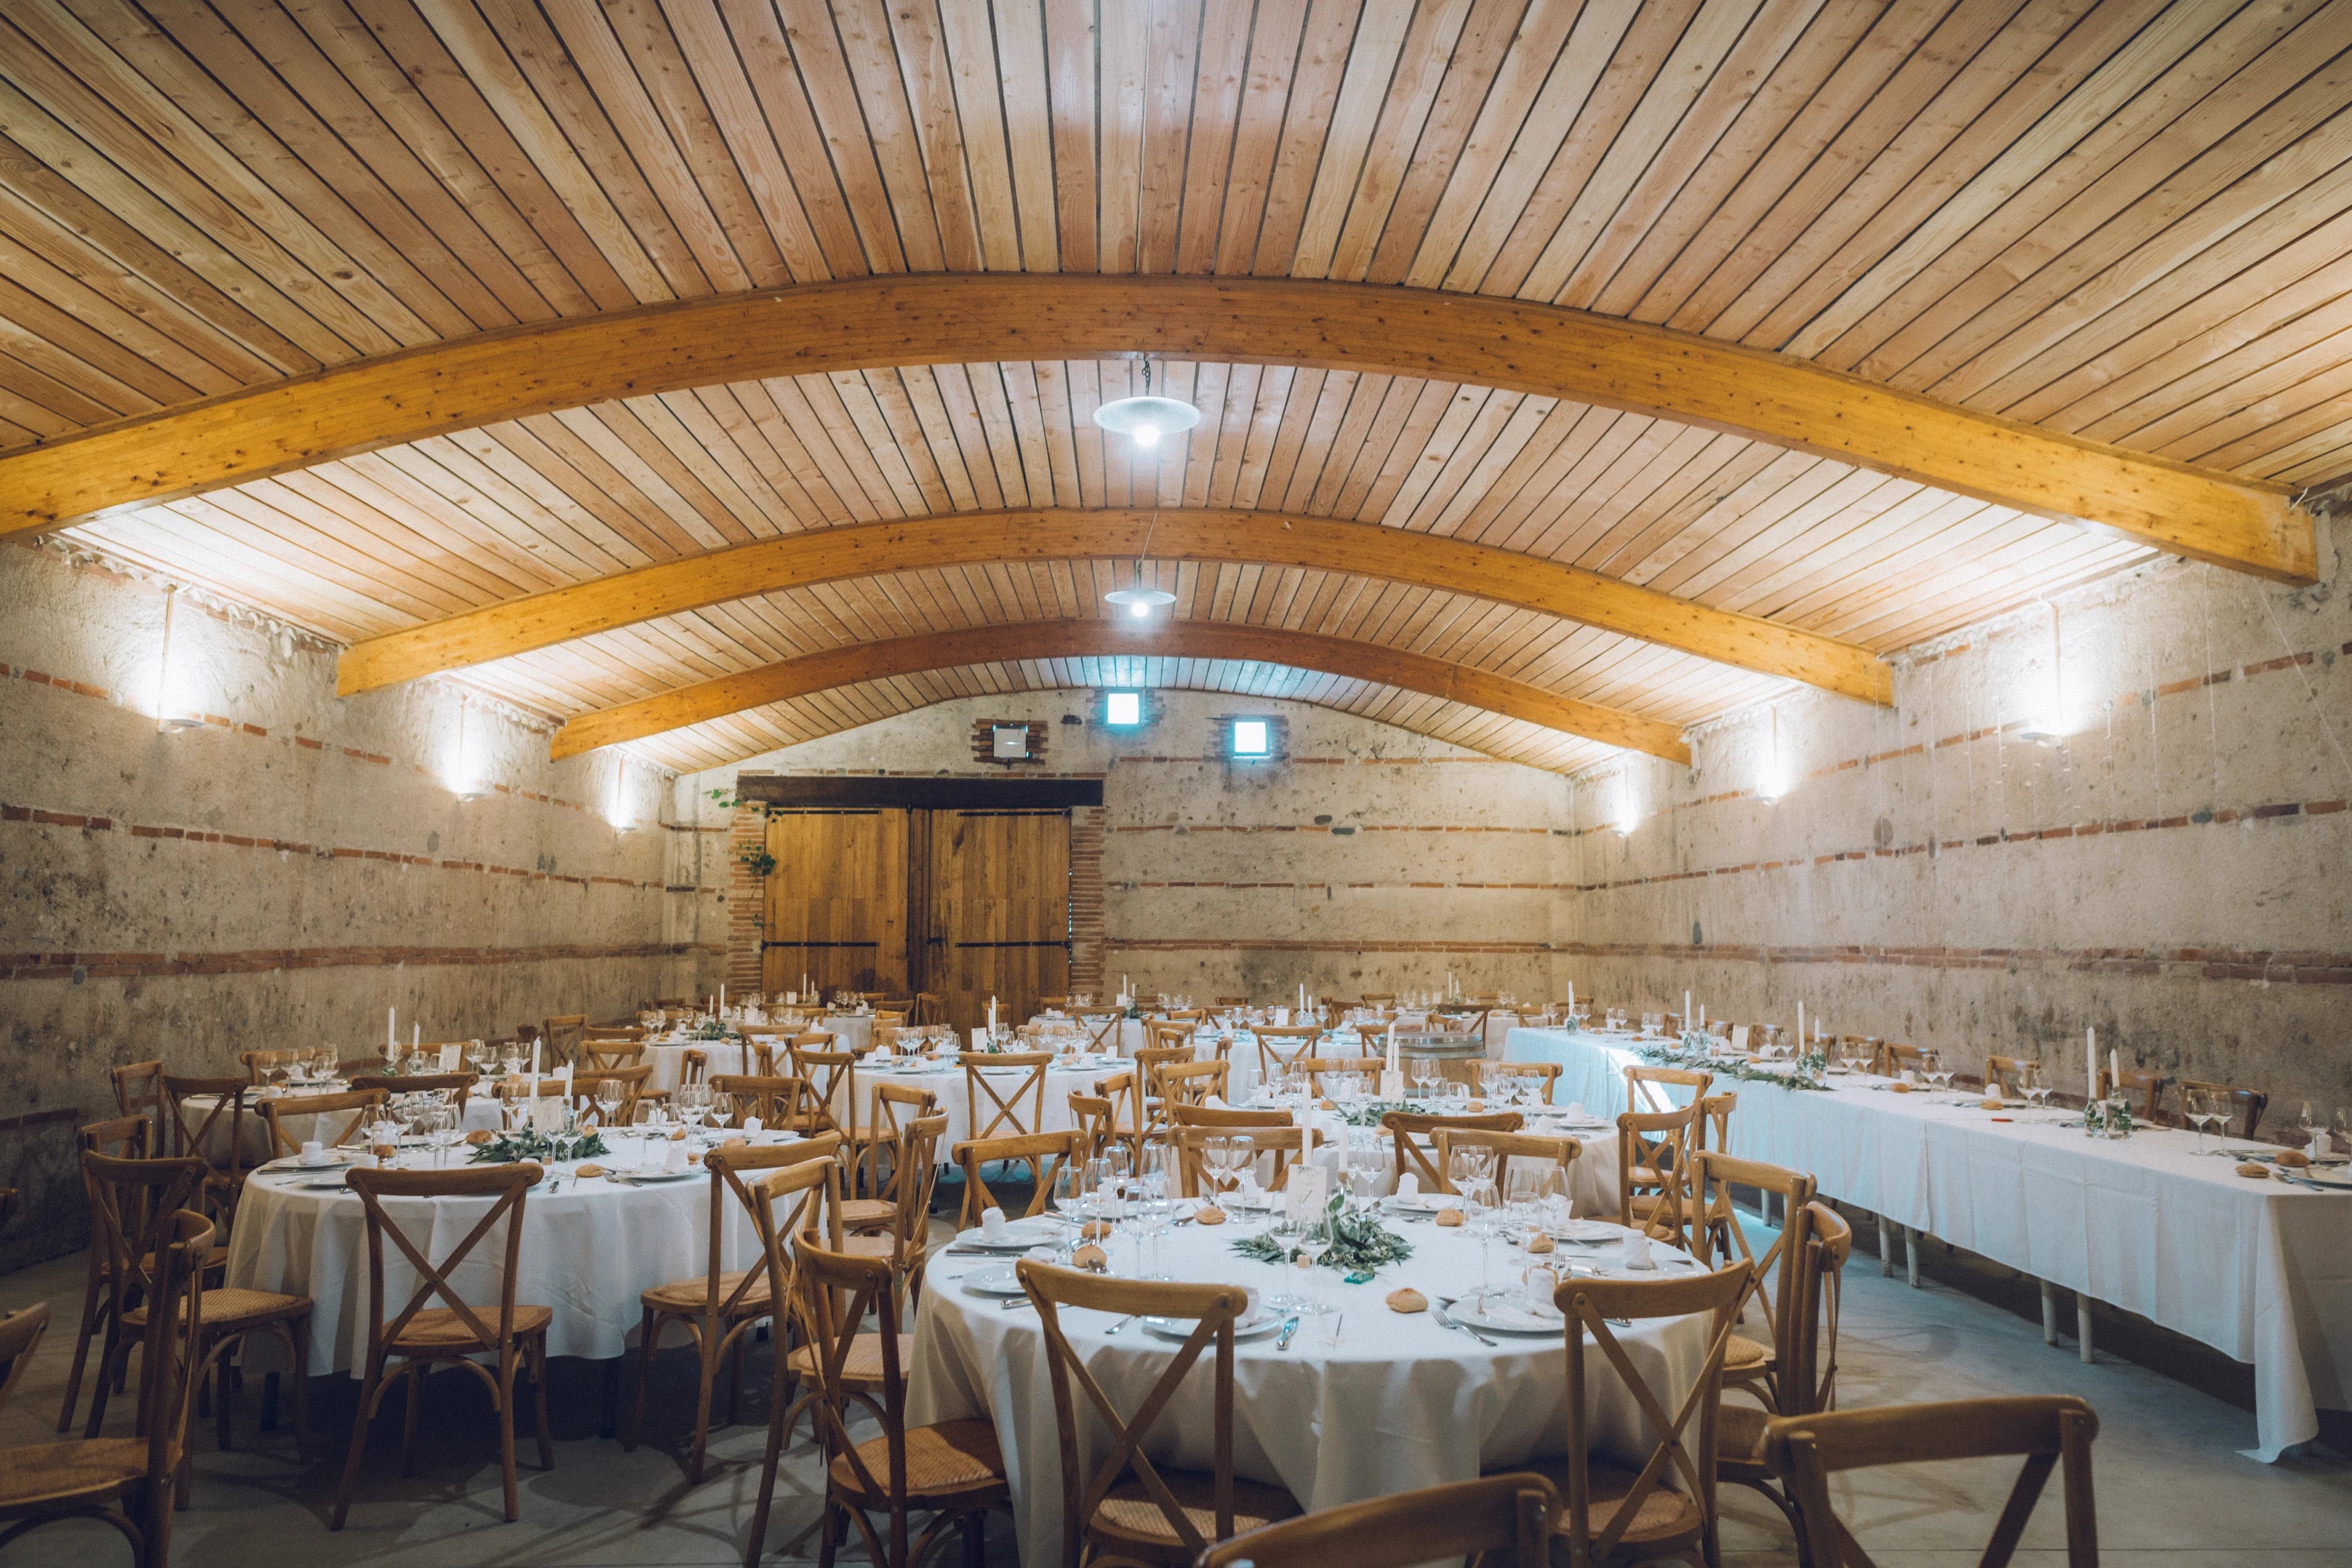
(1504, 1026), (2352, 1461)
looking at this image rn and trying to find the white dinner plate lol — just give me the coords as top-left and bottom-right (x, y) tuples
(613, 1169), (702, 1184)
(1384, 1193), (1453, 1213)
(261, 1149), (360, 1172)
(1141, 1311), (1281, 1342)
(1450, 1294), (1565, 1335)
(294, 1175), (352, 1191)
(2294, 1166), (2352, 1189)
(1550, 1219), (1623, 1244)
(954, 1222), (1058, 1253)
(960, 1265), (1027, 1298)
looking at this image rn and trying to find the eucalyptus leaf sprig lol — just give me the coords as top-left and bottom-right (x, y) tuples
(468, 1127), (609, 1165)
(1229, 1194), (1413, 1273)
(1633, 1040), (1831, 1092)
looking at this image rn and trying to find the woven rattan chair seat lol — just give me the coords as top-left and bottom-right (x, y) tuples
(1088, 1470), (1303, 1555)
(638, 1271), (772, 1314)
(827, 1418), (1006, 1503)
(387, 1303), (552, 1353)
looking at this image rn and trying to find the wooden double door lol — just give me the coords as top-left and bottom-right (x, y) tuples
(760, 808), (1069, 1034)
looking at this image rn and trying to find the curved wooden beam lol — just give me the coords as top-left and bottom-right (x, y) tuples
(547, 620), (1691, 764)
(341, 508), (1893, 706)
(0, 276), (2309, 582)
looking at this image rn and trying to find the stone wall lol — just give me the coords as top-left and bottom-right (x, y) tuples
(1560, 515), (2352, 1122)
(675, 690), (1574, 1006)
(0, 544), (710, 1267)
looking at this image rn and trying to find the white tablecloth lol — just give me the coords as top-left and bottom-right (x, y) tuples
(1505, 1027), (2352, 1460)
(191, 1093), (501, 1164)
(225, 1148), (786, 1373)
(643, 1015), (875, 1090)
(906, 1215), (1711, 1564)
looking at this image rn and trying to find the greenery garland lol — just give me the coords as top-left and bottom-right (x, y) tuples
(1229, 1196), (1413, 1273)
(686, 1018), (734, 1041)
(468, 1127), (608, 1165)
(1629, 1034), (1833, 1092)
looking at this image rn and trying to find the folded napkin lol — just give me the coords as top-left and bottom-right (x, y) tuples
(1205, 1093), (1228, 1109)
(1468, 1296), (1562, 1332)
(1397, 1173), (1421, 1197)
(981, 1205), (1008, 1240)
(1622, 1234), (1656, 1270)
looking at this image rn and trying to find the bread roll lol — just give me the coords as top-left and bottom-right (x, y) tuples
(2236, 1162), (2271, 1179)
(1192, 1205), (1227, 1225)
(1386, 1287), (1427, 1314)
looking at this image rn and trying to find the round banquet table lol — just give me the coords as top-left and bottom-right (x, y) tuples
(223, 1137), (798, 1375)
(905, 1211), (1711, 1565)
(644, 1014), (875, 1089)
(190, 1091), (502, 1165)
(1237, 1097), (1627, 1218)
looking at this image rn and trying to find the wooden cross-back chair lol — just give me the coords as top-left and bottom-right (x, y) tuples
(1763, 1395), (2099, 1568)
(790, 1241), (1010, 1568)
(1091, 1070), (1148, 1162)
(1429, 1129), (1580, 1197)
(1143, 1018), (1197, 1055)
(963, 1050), (1054, 1144)
(1378, 1110), (1523, 1194)
(1618, 1103), (1706, 1252)
(1720, 1200), (1853, 1541)
(1171, 1125), (1315, 1197)
(260, 1089), (388, 1160)
(1252, 1026), (1323, 1080)
(910, 992), (946, 1026)
(708, 1073), (819, 1135)
(2098, 1066), (2169, 1124)
(238, 1050), (313, 1084)
(542, 1016), (588, 1065)
(1875, 1042), (1925, 1079)
(331, 1163), (554, 1529)
(1625, 1064), (1712, 1120)
(1984, 1056), (2040, 1098)
(109, 1061), (166, 1146)
(56, 1117), (161, 1435)
(1067, 1093), (1117, 1163)
(580, 1039), (647, 1071)
(790, 1042), (860, 1141)
(1130, 1045), (1194, 1139)
(675, 1048), (713, 1087)
(1690, 1151), (1819, 1412)
(1200, 1473), (1559, 1568)
(84, 1149), (313, 1463)
(161, 1074), (256, 1226)
(837, 1113), (949, 1315)
(1153, 1058), (1229, 1122)
(1499, 1261), (1751, 1568)
(627, 1135), (843, 1486)
(2176, 1077), (2268, 1138)
(845, 1083), (937, 1226)
(66, 1148), (201, 1445)
(743, 1158), (852, 1564)
(1072, 1005), (1125, 1052)
(1479, 1060), (1563, 1104)
(0, 1211), (213, 1568)
(1021, 1260), (1302, 1564)
(952, 1130), (1083, 1230)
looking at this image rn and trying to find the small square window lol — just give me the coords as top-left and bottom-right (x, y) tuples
(990, 724), (1030, 760)
(1231, 718), (1270, 757)
(1105, 691), (1141, 726)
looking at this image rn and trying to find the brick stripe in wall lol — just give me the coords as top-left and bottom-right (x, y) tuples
(1117, 823), (1555, 835)
(0, 800), (715, 897)
(4, 940), (722, 983)
(1108, 938), (1554, 954)
(1557, 940), (2352, 986)
(1125, 880), (1560, 890)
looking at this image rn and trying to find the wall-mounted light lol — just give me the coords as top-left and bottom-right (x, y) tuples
(1757, 707), (1791, 803)
(2015, 601), (2068, 744)
(606, 756), (639, 831)
(449, 699), (488, 800)
(154, 587), (205, 732)
(1613, 766), (1641, 835)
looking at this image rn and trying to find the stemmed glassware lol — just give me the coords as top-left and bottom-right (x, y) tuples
(1920, 1049), (1954, 1095)
(2296, 1101), (2319, 1154)
(707, 1091), (736, 1135)
(593, 1077), (626, 1128)
(2185, 1088), (2220, 1155)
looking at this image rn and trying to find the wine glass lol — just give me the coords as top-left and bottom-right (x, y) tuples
(1462, 1173), (1502, 1301)
(2296, 1100), (2319, 1154)
(428, 1103), (463, 1168)
(1051, 1159), (1088, 1262)
(593, 1076), (626, 1127)
(677, 1082), (711, 1135)
(707, 1091), (736, 1133)
(2184, 1088), (2216, 1155)
(2330, 1106), (2350, 1159)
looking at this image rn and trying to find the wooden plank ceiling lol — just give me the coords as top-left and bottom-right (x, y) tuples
(4, 0), (2348, 771)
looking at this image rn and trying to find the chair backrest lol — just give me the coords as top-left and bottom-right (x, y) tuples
(1253, 1025), (1323, 1076)
(1020, 1259), (1251, 1560)
(2176, 1077), (2268, 1138)
(1429, 1128), (1579, 1196)
(111, 1060), (167, 1133)
(1067, 1093), (1115, 1161)
(1359, 992), (1397, 1005)
(1763, 1396), (2099, 1568)
(874, 1114), (948, 1261)
(79, 1114), (152, 1164)
(1072, 1005), (1125, 1051)
(1131, 1044), (1192, 1083)
(952, 1130), (1082, 1229)
(1875, 1041), (1924, 1078)
(1984, 1056), (2039, 1097)
(789, 1239), (919, 1559)
(565, 1065), (654, 1126)
(1618, 1103), (1704, 1247)
(135, 1210), (215, 1488)
(912, 992), (945, 1026)
(1143, 1018), (1196, 1054)
(677, 1048), (711, 1086)
(1169, 1103), (1291, 1130)
(542, 1015), (588, 1064)
(346, 1163), (541, 1358)
(1197, 1473), (1559, 1568)
(1349, 1022), (1390, 1053)
(710, 1073), (817, 1129)
(1690, 1151), (1818, 1387)
(262, 1088), (390, 1158)
(1291, 1057), (1374, 1093)
(792, 1044), (859, 1138)
(0, 1300), (50, 1421)
(239, 1048), (313, 1083)
(581, 1039), (647, 1071)
(348, 1072), (477, 1111)
(1172, 1124), (1313, 1196)
(867, 1080), (938, 1144)
(1791, 1202), (1853, 1418)
(964, 1051), (1054, 1142)
(702, 1135), (842, 1322)
(1091, 1069), (1144, 1142)
(1698, 1092), (1735, 1155)
(1626, 1064), (1711, 1115)
(1155, 1058), (1229, 1116)
(1379, 1110), (1524, 1191)
(161, 1073), (256, 1186)
(81, 1150), (209, 1315)
(2097, 1066), (2167, 1123)
(1556, 1261), (1751, 1565)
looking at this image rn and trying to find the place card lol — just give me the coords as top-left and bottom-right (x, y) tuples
(1287, 1165), (1330, 1225)
(438, 1043), (463, 1072)
(1730, 1025), (1749, 1054)
(1380, 1069), (1405, 1098)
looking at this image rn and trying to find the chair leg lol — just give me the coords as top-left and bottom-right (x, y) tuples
(86, 1319), (127, 1437)
(688, 1327), (718, 1486)
(400, 1364), (423, 1476)
(329, 1362), (383, 1530)
(746, 1361), (790, 1568)
(215, 1339), (236, 1452)
(530, 1336), (555, 1471)
(496, 1356), (521, 1522)
(626, 1308), (659, 1451)
(56, 1270), (107, 1432)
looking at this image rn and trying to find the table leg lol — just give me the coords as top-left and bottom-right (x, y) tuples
(2039, 1279), (2060, 1346)
(1877, 1213), (1893, 1277)
(1904, 1226), (1920, 1289)
(2076, 1292), (2095, 1364)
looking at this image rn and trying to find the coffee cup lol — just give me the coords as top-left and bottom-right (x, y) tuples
(299, 1139), (328, 1167)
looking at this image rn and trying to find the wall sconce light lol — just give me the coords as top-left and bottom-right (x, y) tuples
(155, 587), (204, 732)
(449, 700), (488, 800)
(2015, 601), (2068, 744)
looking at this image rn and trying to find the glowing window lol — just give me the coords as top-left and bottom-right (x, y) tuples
(1231, 719), (1271, 757)
(1105, 691), (1141, 726)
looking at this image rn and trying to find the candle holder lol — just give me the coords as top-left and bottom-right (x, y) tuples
(2103, 1097), (2133, 1139)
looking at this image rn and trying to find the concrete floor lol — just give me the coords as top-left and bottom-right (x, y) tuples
(0, 1211), (2345, 1567)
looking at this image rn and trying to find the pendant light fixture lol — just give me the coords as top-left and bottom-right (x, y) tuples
(1091, 358), (1199, 451)
(1103, 510), (1178, 619)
